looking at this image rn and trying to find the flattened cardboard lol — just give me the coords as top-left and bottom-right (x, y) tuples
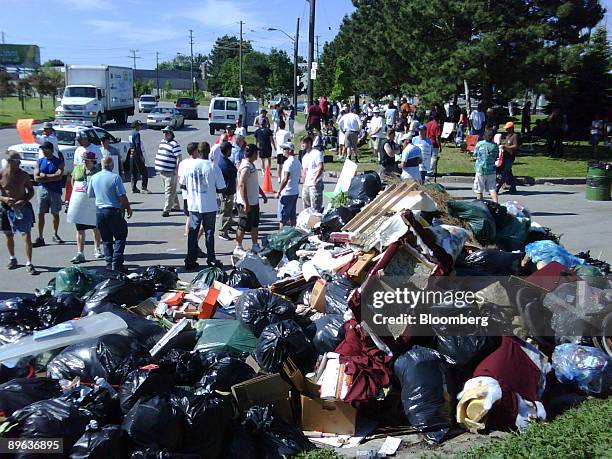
(231, 373), (291, 411)
(301, 395), (357, 435)
(283, 358), (320, 398)
(310, 278), (327, 313)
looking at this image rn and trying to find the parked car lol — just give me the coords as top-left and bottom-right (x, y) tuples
(147, 107), (185, 130)
(175, 97), (198, 120)
(138, 94), (158, 113)
(3, 122), (129, 176)
(208, 97), (259, 135)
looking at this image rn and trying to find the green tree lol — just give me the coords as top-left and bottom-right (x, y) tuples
(218, 58), (240, 96)
(208, 35), (253, 95)
(159, 53), (207, 74)
(0, 69), (14, 99)
(16, 78), (32, 111)
(244, 51), (271, 100)
(331, 56), (353, 101)
(267, 48), (293, 97)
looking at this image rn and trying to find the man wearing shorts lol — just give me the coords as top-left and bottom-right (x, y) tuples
(339, 107), (361, 162)
(274, 120), (291, 182)
(1, 152), (37, 274)
(254, 124), (275, 173)
(234, 144), (268, 256)
(33, 141), (65, 247)
(472, 128), (499, 203)
(275, 142), (302, 228)
(300, 136), (324, 212)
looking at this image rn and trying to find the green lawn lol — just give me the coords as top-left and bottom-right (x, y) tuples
(459, 397), (612, 459)
(0, 96), (56, 126)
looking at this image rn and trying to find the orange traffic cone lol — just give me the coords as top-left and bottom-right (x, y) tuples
(64, 177), (73, 203)
(262, 166), (274, 193)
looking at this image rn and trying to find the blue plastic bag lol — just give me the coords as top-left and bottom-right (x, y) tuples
(552, 344), (611, 395)
(525, 241), (586, 268)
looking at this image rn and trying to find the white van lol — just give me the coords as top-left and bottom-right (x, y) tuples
(208, 97), (259, 135)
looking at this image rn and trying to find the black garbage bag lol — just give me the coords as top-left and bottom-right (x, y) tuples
(191, 266), (227, 289)
(70, 422), (129, 459)
(8, 398), (93, 454)
(0, 296), (39, 330)
(60, 382), (122, 426)
(255, 320), (317, 374)
(176, 393), (234, 458)
(462, 249), (522, 276)
(47, 334), (152, 385)
(122, 394), (187, 452)
(394, 346), (456, 444)
(311, 314), (346, 354)
(235, 288), (296, 337)
(320, 207), (357, 235)
(197, 356), (256, 393)
(85, 277), (156, 309)
(448, 200), (497, 244)
(325, 277), (358, 315)
(496, 215), (530, 252)
(237, 405), (314, 459)
(119, 366), (175, 414)
(0, 377), (61, 417)
(37, 293), (85, 329)
(131, 451), (200, 459)
(347, 171), (382, 205)
(227, 268), (261, 289)
(81, 302), (165, 349)
(157, 349), (205, 386)
(141, 266), (179, 291)
(483, 200), (512, 229)
(0, 357), (35, 383)
(226, 424), (258, 459)
(0, 324), (28, 345)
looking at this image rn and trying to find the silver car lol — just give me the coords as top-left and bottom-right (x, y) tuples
(138, 94), (158, 113)
(147, 107), (185, 130)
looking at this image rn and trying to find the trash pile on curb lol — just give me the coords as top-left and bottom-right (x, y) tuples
(0, 171), (610, 458)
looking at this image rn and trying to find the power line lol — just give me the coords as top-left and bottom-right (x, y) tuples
(128, 49), (142, 70)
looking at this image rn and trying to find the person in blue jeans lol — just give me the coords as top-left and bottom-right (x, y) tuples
(88, 156), (133, 272)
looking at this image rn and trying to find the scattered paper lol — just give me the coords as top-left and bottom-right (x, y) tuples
(378, 436), (402, 456)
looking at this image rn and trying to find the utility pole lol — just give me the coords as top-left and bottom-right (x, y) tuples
(293, 18), (300, 111)
(1, 32), (5, 44)
(129, 49), (141, 70)
(189, 29), (195, 98)
(156, 52), (160, 98)
(315, 34), (320, 61)
(306, 0), (316, 107)
(239, 21), (244, 99)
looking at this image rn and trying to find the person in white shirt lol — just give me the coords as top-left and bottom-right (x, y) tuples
(74, 132), (102, 166)
(412, 125), (433, 182)
(339, 108), (361, 162)
(34, 122), (59, 158)
(234, 144), (268, 256)
(274, 120), (291, 182)
(369, 107), (385, 161)
(300, 135), (324, 212)
(179, 141), (226, 270)
(234, 118), (247, 138)
(399, 133), (422, 183)
(470, 104), (486, 139)
(209, 142), (222, 167)
(274, 142), (302, 227)
(336, 107), (347, 160)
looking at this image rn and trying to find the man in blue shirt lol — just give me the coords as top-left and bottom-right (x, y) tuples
(130, 120), (149, 194)
(88, 156), (133, 272)
(412, 125), (433, 182)
(217, 141), (237, 240)
(33, 141), (65, 248)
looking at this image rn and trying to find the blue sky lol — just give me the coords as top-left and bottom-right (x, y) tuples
(1, 0), (356, 69)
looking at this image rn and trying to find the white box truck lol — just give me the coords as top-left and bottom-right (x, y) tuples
(55, 65), (135, 126)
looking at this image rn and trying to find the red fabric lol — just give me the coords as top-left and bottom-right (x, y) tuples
(335, 319), (393, 405)
(307, 104), (323, 126)
(426, 120), (441, 147)
(473, 336), (542, 430)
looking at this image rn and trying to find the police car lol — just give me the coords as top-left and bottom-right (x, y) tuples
(4, 121), (130, 176)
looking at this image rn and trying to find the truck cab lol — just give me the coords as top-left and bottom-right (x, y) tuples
(55, 85), (105, 126)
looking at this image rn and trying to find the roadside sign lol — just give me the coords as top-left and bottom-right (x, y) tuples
(310, 68), (317, 80)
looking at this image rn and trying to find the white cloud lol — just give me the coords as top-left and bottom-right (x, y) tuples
(85, 19), (184, 44)
(57, 0), (112, 10)
(168, 0), (264, 29)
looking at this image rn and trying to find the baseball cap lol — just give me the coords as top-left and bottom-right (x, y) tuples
(162, 125), (174, 132)
(82, 151), (97, 161)
(399, 133), (412, 142)
(131, 120), (142, 128)
(40, 141), (54, 151)
(504, 121), (514, 129)
(417, 124), (427, 131)
(281, 142), (294, 150)
(42, 122), (53, 129)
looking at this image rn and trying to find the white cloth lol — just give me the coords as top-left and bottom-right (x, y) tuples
(74, 144), (102, 166)
(179, 158), (225, 213)
(210, 143), (222, 166)
(275, 129), (291, 155)
(302, 149), (324, 187)
(470, 110), (485, 130)
(369, 116), (385, 138)
(236, 160), (260, 206)
(385, 108), (397, 126)
(280, 155), (302, 196)
(339, 113), (360, 132)
(177, 157), (197, 200)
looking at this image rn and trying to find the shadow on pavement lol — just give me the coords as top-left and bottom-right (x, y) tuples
(531, 211), (578, 216)
(130, 221), (185, 228)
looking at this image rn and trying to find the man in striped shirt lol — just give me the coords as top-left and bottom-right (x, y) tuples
(155, 126), (182, 217)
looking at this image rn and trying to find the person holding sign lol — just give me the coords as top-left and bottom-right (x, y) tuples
(68, 151), (103, 264)
(33, 142), (65, 248)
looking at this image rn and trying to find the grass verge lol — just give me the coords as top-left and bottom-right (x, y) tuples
(0, 96), (56, 126)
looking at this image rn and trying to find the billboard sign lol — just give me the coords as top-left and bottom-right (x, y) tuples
(0, 44), (41, 67)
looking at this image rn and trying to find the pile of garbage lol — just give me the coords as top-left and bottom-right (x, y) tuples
(0, 172), (610, 457)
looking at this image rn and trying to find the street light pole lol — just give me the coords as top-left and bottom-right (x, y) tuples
(307, 0), (316, 107)
(189, 29), (195, 98)
(294, 18), (300, 111)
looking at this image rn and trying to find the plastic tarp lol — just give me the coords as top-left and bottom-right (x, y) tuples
(448, 200), (497, 244)
(194, 319), (257, 355)
(267, 227), (309, 261)
(52, 267), (100, 296)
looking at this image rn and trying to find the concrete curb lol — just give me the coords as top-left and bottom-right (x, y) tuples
(436, 175), (586, 186)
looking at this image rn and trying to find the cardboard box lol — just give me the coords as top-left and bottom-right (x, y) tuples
(310, 278), (327, 313)
(231, 373), (291, 412)
(283, 358), (320, 398)
(301, 395), (357, 435)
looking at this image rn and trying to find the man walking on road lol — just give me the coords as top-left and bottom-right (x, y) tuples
(234, 144), (268, 256)
(1, 153), (37, 274)
(217, 141), (237, 241)
(100, 134), (123, 177)
(130, 120), (149, 194)
(275, 142), (302, 228)
(88, 156), (132, 272)
(254, 124), (275, 173)
(180, 142), (226, 270)
(155, 126), (182, 217)
(33, 142), (65, 247)
(301, 135), (324, 213)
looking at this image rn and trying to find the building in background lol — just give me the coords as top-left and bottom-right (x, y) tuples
(134, 69), (203, 92)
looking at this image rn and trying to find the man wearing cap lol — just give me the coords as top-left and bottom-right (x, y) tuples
(275, 142), (302, 228)
(254, 109), (269, 129)
(33, 142), (65, 248)
(34, 122), (59, 158)
(74, 131), (102, 166)
(497, 122), (519, 193)
(88, 156), (133, 272)
(399, 133), (422, 183)
(100, 134), (123, 177)
(0, 152), (37, 274)
(155, 126), (182, 217)
(412, 125), (433, 182)
(369, 107), (385, 161)
(129, 120), (149, 194)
